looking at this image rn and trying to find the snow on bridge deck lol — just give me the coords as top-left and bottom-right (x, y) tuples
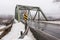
(1, 22), (36, 40)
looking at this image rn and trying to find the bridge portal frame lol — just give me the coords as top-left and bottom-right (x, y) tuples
(15, 5), (48, 22)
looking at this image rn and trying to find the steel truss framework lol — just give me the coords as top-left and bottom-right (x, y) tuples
(15, 5), (48, 22)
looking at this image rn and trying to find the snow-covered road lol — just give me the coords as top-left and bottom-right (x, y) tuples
(1, 22), (36, 40)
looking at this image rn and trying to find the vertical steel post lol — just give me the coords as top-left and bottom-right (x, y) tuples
(38, 11), (40, 21)
(38, 11), (40, 29)
(18, 8), (20, 22)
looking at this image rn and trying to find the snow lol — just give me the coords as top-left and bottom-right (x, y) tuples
(0, 25), (6, 30)
(40, 21), (60, 25)
(1, 22), (36, 40)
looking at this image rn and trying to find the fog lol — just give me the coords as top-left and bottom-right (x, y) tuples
(0, 0), (60, 18)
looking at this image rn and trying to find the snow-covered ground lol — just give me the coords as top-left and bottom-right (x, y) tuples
(40, 21), (60, 25)
(0, 21), (36, 40)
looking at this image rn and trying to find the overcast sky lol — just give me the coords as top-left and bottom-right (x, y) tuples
(0, 0), (60, 18)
